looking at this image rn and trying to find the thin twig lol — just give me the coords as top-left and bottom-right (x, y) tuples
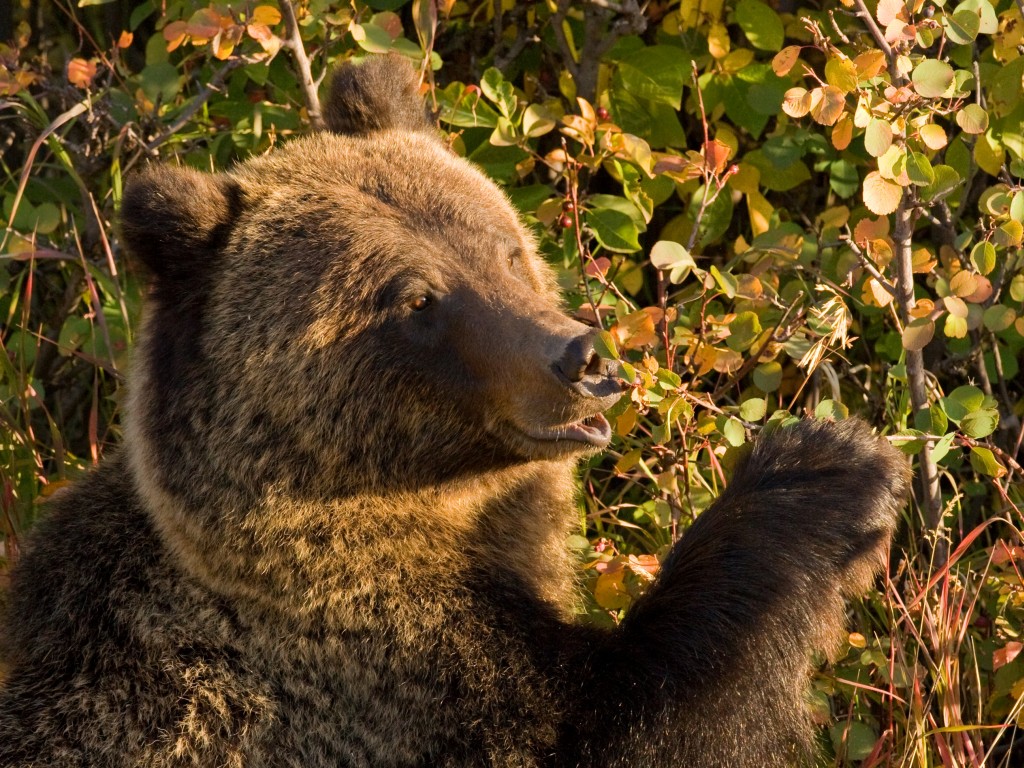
(281, 0), (324, 130)
(142, 58), (248, 153)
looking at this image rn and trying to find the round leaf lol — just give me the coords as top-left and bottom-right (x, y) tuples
(863, 171), (903, 215)
(912, 59), (955, 99)
(902, 318), (935, 351)
(956, 104), (989, 134)
(865, 118), (893, 157)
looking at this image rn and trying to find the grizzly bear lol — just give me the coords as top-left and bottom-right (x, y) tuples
(0, 56), (910, 767)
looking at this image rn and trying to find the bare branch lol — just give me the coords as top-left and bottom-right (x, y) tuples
(281, 0), (324, 130)
(892, 197), (945, 564)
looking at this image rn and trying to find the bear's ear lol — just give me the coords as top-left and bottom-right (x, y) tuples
(323, 55), (434, 136)
(120, 165), (241, 282)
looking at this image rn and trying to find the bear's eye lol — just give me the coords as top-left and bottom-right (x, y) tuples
(507, 246), (522, 268)
(409, 294), (432, 312)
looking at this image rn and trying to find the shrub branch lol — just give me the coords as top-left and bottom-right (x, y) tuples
(281, 0), (324, 130)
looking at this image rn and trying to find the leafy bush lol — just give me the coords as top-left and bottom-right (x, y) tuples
(2, 0), (1023, 763)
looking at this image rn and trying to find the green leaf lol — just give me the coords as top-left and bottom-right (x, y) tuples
(649, 241), (696, 283)
(907, 152), (935, 186)
(912, 59), (955, 99)
(956, 104), (989, 134)
(983, 304), (1017, 331)
(830, 721), (879, 761)
(915, 405), (949, 436)
(941, 385), (985, 422)
(586, 208), (642, 253)
(1010, 191), (1024, 222)
(753, 361), (783, 392)
(930, 431), (956, 463)
(722, 417), (746, 447)
(736, 0), (785, 51)
(616, 46), (689, 109)
(943, 6), (981, 44)
(726, 312), (762, 352)
(594, 330), (619, 360)
(739, 397), (767, 421)
(815, 399), (849, 420)
(919, 165), (961, 203)
(443, 93), (498, 128)
(480, 67), (516, 118)
(970, 241), (996, 275)
(961, 409), (999, 438)
(970, 446), (1006, 477)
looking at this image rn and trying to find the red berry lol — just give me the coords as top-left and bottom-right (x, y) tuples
(562, 200), (575, 212)
(558, 214), (573, 229)
(596, 106), (610, 121)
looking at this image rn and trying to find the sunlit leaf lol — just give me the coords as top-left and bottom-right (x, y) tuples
(912, 59), (954, 98)
(781, 87), (811, 118)
(772, 46), (801, 76)
(736, 0), (785, 51)
(919, 123), (947, 150)
(865, 118), (893, 157)
(863, 171), (903, 215)
(956, 104), (989, 134)
(810, 85), (846, 126)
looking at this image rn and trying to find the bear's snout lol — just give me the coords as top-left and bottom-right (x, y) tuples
(554, 329), (622, 401)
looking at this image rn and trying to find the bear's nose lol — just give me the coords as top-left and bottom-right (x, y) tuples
(556, 331), (606, 383)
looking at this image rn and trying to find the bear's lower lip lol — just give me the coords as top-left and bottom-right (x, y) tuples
(523, 413), (612, 448)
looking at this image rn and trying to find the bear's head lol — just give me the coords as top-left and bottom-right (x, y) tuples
(120, 56), (622, 513)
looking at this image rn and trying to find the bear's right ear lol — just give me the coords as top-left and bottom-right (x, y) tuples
(323, 55), (435, 137)
(120, 165), (241, 282)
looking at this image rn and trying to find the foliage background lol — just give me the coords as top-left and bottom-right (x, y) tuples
(2, 0), (1024, 764)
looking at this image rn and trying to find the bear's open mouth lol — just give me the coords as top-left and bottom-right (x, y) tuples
(524, 413), (612, 448)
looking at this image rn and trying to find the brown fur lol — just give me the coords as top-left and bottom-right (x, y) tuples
(0, 56), (911, 767)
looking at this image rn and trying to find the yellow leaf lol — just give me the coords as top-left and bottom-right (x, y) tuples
(782, 87), (812, 118)
(594, 568), (631, 611)
(117, 30), (133, 48)
(252, 5), (283, 26)
(854, 49), (887, 79)
(919, 123), (947, 150)
(863, 171), (903, 215)
(975, 133), (1005, 177)
(866, 277), (895, 307)
(825, 57), (859, 93)
(912, 247), (937, 273)
(848, 632), (867, 648)
(727, 162), (760, 195)
(773, 45), (802, 76)
(746, 189), (773, 237)
(722, 48), (754, 73)
(707, 23), (730, 59)
(949, 270), (978, 298)
(944, 313), (968, 338)
(810, 85), (846, 126)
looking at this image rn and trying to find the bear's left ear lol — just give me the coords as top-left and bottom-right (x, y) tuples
(120, 165), (242, 283)
(323, 55), (435, 137)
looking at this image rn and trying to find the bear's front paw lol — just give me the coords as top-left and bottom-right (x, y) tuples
(737, 418), (911, 594)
